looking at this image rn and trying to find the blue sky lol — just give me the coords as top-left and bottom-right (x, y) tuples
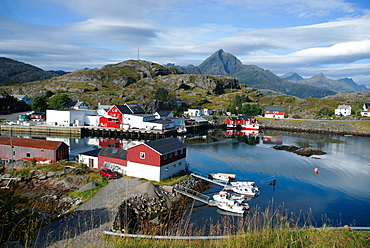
(1, 0), (370, 88)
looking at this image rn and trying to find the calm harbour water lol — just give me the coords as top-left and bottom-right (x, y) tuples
(182, 129), (370, 228)
(58, 129), (370, 228)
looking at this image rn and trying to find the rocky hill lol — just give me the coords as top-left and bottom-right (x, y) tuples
(1, 60), (242, 113)
(0, 57), (60, 86)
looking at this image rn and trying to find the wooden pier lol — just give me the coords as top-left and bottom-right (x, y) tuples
(190, 173), (229, 187)
(81, 126), (171, 139)
(174, 185), (217, 206)
(0, 124), (175, 139)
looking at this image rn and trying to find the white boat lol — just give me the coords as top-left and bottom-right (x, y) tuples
(177, 126), (187, 134)
(213, 191), (249, 204)
(216, 201), (249, 215)
(225, 185), (260, 197)
(209, 172), (236, 182)
(230, 181), (259, 190)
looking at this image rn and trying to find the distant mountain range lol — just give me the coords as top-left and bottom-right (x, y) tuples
(166, 49), (368, 98)
(0, 50), (368, 99)
(280, 72), (367, 93)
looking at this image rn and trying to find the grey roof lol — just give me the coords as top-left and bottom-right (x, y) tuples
(80, 148), (102, 157)
(144, 137), (187, 154)
(149, 119), (173, 124)
(98, 147), (127, 159)
(156, 110), (172, 116)
(265, 106), (285, 111)
(190, 116), (209, 122)
(116, 103), (146, 114)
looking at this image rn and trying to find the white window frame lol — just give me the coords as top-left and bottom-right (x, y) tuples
(140, 152), (145, 159)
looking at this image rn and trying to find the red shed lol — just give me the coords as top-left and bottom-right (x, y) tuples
(0, 136), (69, 162)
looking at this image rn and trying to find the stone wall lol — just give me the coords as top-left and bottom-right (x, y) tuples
(258, 118), (370, 136)
(111, 176), (207, 234)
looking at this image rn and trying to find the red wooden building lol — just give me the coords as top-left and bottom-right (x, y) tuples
(90, 137), (188, 181)
(99, 103), (146, 129)
(0, 136), (69, 163)
(31, 112), (46, 120)
(264, 106), (285, 118)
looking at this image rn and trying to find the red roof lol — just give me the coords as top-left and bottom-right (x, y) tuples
(0, 136), (65, 150)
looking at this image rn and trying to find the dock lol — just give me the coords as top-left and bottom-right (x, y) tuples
(190, 173), (229, 187)
(174, 185), (218, 206)
(0, 124), (172, 139)
(0, 124), (81, 137)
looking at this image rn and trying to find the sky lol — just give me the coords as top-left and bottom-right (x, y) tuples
(1, 0), (370, 88)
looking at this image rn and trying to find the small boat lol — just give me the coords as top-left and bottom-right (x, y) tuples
(177, 126), (187, 134)
(209, 172), (236, 182)
(216, 201), (249, 215)
(213, 190), (249, 204)
(225, 185), (260, 197)
(230, 181), (259, 190)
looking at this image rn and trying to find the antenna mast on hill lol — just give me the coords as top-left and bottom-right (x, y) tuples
(137, 48), (140, 60)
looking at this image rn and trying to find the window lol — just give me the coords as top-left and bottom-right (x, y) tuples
(140, 152), (145, 159)
(173, 164), (176, 168)
(26, 152), (30, 158)
(169, 153), (172, 158)
(163, 154), (167, 160)
(179, 162), (182, 166)
(180, 149), (183, 154)
(165, 167), (169, 171)
(174, 150), (178, 156)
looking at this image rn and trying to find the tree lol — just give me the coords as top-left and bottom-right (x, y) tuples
(31, 96), (48, 112)
(48, 94), (71, 110)
(240, 104), (263, 116)
(153, 88), (177, 109)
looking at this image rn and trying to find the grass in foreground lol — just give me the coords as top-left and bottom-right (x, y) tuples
(105, 227), (370, 248)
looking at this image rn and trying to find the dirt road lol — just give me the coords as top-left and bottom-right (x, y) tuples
(34, 176), (143, 248)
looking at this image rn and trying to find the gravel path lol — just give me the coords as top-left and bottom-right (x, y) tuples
(34, 177), (144, 248)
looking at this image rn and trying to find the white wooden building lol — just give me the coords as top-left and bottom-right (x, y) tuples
(335, 105), (351, 116)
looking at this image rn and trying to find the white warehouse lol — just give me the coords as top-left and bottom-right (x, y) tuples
(46, 109), (98, 126)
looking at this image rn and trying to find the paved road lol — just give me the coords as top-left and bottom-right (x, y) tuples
(34, 177), (143, 248)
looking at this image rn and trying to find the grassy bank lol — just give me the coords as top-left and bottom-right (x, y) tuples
(106, 227), (370, 247)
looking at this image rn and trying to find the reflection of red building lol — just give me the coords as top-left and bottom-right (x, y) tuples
(224, 130), (258, 137)
(263, 136), (283, 145)
(99, 139), (123, 149)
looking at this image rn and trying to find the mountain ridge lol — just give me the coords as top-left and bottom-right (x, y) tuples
(167, 50), (367, 98)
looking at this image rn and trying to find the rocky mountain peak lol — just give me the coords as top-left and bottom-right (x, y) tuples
(198, 49), (243, 75)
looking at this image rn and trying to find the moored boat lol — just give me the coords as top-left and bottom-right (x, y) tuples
(213, 190), (249, 204)
(177, 126), (187, 134)
(209, 172), (236, 182)
(225, 185), (260, 197)
(216, 201), (249, 215)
